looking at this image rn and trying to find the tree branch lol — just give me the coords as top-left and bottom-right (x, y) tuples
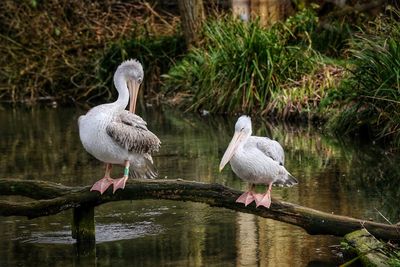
(0, 178), (399, 241)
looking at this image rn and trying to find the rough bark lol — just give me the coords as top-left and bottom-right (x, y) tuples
(0, 178), (399, 241)
(177, 0), (205, 48)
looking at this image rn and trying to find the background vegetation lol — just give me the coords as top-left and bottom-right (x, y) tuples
(162, 9), (347, 120)
(1, 0), (399, 145)
(326, 15), (400, 145)
(163, 10), (320, 116)
(0, 0), (180, 104)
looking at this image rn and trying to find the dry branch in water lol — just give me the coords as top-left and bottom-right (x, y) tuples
(0, 178), (399, 241)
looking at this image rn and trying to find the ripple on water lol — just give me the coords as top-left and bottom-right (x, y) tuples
(17, 221), (163, 244)
(95, 221), (163, 243)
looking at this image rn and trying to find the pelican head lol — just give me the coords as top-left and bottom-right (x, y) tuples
(219, 115), (252, 171)
(115, 59), (144, 113)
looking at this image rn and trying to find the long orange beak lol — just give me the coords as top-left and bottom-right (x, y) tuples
(219, 131), (245, 172)
(127, 79), (140, 113)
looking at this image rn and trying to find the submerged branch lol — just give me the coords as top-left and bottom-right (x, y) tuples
(0, 178), (399, 241)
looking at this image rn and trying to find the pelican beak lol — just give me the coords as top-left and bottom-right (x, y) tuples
(219, 131), (244, 172)
(127, 79), (140, 113)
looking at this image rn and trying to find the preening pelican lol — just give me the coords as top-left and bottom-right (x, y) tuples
(219, 116), (297, 208)
(79, 59), (160, 194)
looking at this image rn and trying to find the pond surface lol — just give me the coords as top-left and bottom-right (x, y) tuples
(0, 106), (399, 267)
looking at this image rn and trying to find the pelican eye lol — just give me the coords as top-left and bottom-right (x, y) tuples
(137, 77), (143, 84)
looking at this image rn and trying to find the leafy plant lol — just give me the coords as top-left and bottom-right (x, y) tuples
(389, 251), (400, 267)
(328, 14), (400, 144)
(0, 0), (180, 104)
(311, 20), (353, 57)
(162, 10), (321, 115)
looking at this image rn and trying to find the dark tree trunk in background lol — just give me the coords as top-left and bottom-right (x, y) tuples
(177, 0), (205, 48)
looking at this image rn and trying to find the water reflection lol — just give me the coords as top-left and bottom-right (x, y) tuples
(0, 106), (399, 266)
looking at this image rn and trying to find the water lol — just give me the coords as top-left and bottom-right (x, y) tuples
(0, 106), (399, 266)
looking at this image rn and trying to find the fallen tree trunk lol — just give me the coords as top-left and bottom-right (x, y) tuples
(0, 178), (399, 241)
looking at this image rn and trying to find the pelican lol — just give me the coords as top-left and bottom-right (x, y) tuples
(219, 116), (297, 208)
(78, 59), (160, 194)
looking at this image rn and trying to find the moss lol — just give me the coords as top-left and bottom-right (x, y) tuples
(343, 229), (397, 267)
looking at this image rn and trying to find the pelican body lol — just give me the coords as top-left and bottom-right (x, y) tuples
(79, 59), (160, 194)
(219, 116), (297, 208)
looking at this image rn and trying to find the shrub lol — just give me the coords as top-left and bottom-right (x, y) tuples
(328, 14), (400, 144)
(162, 10), (321, 114)
(0, 0), (179, 104)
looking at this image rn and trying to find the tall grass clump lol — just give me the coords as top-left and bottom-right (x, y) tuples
(328, 14), (400, 145)
(162, 9), (321, 115)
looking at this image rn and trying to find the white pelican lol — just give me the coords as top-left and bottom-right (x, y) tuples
(219, 116), (297, 208)
(79, 59), (160, 194)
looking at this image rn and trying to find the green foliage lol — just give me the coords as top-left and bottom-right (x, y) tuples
(162, 10), (321, 114)
(328, 14), (400, 144)
(389, 251), (400, 267)
(97, 34), (185, 102)
(0, 0), (181, 104)
(311, 20), (353, 57)
(340, 241), (352, 251)
(284, 7), (318, 41)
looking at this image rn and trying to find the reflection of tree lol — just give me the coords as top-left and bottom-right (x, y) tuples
(235, 212), (339, 266)
(0, 107), (93, 185)
(95, 201), (237, 266)
(250, 118), (400, 222)
(236, 213), (258, 266)
(257, 217), (338, 267)
(1, 107), (398, 220)
(338, 146), (400, 222)
(1, 107), (399, 266)
(142, 107), (226, 183)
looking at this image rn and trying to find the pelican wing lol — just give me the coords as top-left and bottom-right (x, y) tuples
(106, 110), (161, 154)
(275, 167), (298, 187)
(248, 136), (285, 165)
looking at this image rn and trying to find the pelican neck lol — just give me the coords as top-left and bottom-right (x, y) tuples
(113, 73), (130, 109)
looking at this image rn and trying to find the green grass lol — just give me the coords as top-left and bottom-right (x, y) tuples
(327, 14), (400, 144)
(162, 10), (324, 115)
(389, 251), (400, 267)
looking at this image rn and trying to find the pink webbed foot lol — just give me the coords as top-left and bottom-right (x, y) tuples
(236, 191), (257, 206)
(91, 177), (113, 194)
(255, 191), (271, 208)
(113, 176), (128, 193)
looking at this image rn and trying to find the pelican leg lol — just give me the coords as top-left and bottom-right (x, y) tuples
(113, 160), (129, 193)
(91, 163), (114, 194)
(255, 183), (273, 208)
(236, 184), (257, 206)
